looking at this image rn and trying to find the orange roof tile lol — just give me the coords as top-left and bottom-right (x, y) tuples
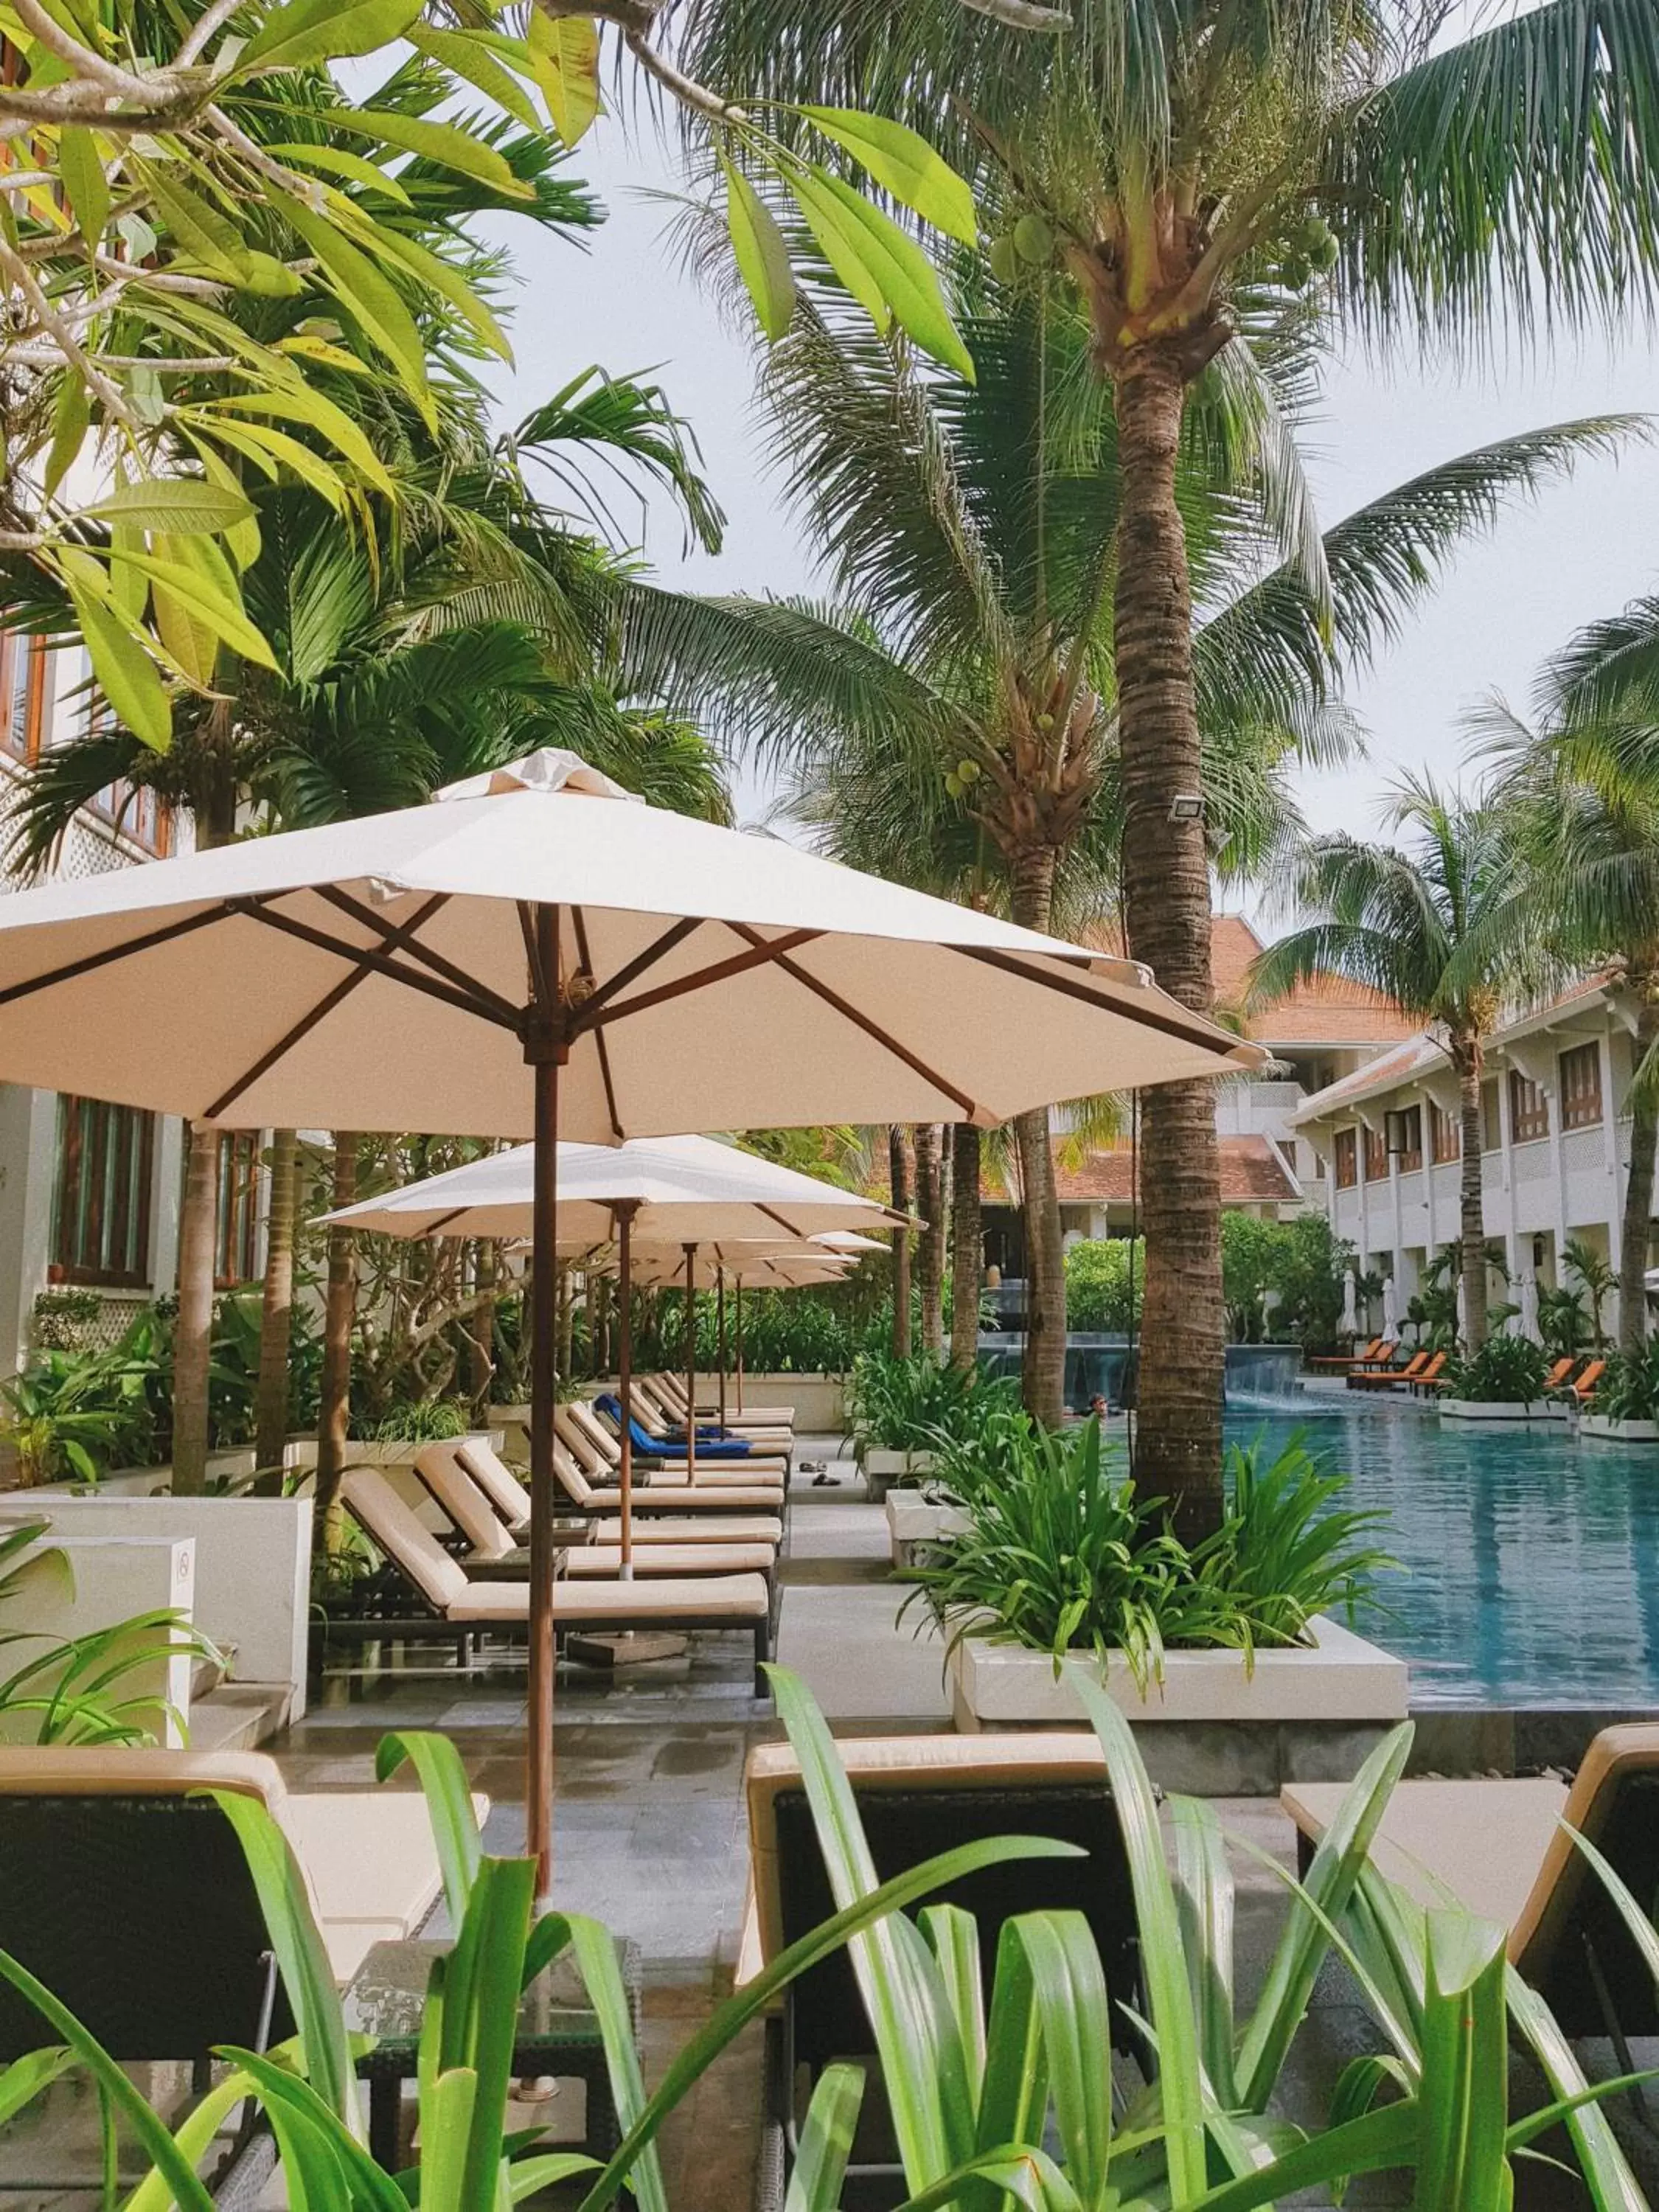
(984, 1134), (1297, 1208)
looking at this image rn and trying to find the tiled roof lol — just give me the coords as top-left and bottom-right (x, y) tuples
(1079, 913), (1415, 1046)
(984, 1134), (1298, 1207)
(1293, 1034), (1447, 1119)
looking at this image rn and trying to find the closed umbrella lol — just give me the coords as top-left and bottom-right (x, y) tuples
(1341, 1270), (1359, 1338)
(0, 747), (1260, 1891)
(1520, 1271), (1539, 1343)
(1380, 1277), (1399, 1346)
(1456, 1274), (1468, 1344)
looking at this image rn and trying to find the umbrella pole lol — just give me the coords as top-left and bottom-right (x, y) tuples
(526, 903), (563, 1905)
(684, 1242), (698, 1484)
(736, 1281), (744, 1415)
(616, 1202), (636, 1578)
(717, 1266), (728, 1434)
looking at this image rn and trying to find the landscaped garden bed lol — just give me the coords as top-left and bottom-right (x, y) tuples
(845, 1349), (1015, 1498)
(1436, 1335), (1552, 1423)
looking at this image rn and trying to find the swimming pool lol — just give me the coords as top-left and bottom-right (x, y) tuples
(1221, 1397), (1659, 1710)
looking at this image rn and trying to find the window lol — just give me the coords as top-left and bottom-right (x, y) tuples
(215, 1133), (262, 1287)
(1388, 1105), (1423, 1172)
(1334, 1129), (1357, 1189)
(1509, 1068), (1550, 1144)
(0, 634), (46, 762)
(1431, 1102), (1460, 1164)
(1363, 1124), (1388, 1181)
(1559, 1041), (1603, 1130)
(1483, 1082), (1500, 1152)
(50, 1096), (155, 1287)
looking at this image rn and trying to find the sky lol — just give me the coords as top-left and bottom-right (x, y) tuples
(483, 100), (1659, 858)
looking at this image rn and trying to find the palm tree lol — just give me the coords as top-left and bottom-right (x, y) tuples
(675, 0), (1659, 1511)
(1248, 778), (1520, 1350)
(1564, 1234), (1618, 1353)
(628, 270), (1630, 1487)
(1473, 605), (1659, 1352)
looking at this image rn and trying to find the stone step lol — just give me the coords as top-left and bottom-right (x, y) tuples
(186, 1680), (291, 1753)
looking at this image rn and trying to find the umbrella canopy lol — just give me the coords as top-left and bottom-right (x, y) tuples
(604, 1245), (854, 1289)
(0, 747), (1261, 1892)
(323, 1133), (902, 1244)
(810, 1230), (888, 1254)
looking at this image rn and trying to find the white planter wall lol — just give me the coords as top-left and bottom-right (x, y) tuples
(0, 1531), (195, 1745)
(0, 1495), (311, 1722)
(1582, 1413), (1659, 1443)
(1438, 1400), (1550, 1423)
(886, 1491), (967, 1565)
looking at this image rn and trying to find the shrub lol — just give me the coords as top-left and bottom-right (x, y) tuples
(909, 1419), (1392, 1687)
(1591, 1339), (1659, 1422)
(1063, 1237), (1144, 1331)
(1441, 1334), (1550, 1405)
(0, 1338), (157, 1484)
(845, 1349), (1015, 1457)
(370, 1397), (471, 1444)
(30, 1287), (103, 1352)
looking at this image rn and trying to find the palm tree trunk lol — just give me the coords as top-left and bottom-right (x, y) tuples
(253, 1128), (298, 1483)
(950, 1122), (983, 1371)
(915, 1124), (945, 1357)
(313, 1133), (358, 1557)
(1454, 1042), (1489, 1350)
(1007, 844), (1067, 1426)
(1111, 348), (1224, 1541)
(1619, 978), (1659, 1354)
(171, 1124), (219, 1495)
(888, 1126), (913, 1357)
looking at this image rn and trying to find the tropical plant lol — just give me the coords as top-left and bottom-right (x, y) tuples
(1590, 1340), (1659, 1425)
(1475, 613), (1659, 1354)
(911, 1416), (1391, 1688)
(844, 1347), (1016, 1460)
(1251, 779), (1523, 1349)
(1564, 1235), (1620, 1354)
(2, 1669), (1649, 2209)
(0, 1518), (221, 1743)
(676, 0), (1659, 1538)
(28, 1289), (102, 1353)
(0, 1339), (156, 1484)
(1537, 1284), (1591, 1361)
(369, 1398), (470, 1444)
(1441, 1334), (1551, 1408)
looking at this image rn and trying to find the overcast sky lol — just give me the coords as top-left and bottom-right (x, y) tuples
(483, 101), (1659, 860)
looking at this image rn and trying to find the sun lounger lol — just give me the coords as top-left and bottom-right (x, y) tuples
(1350, 1349), (1428, 1392)
(336, 1468), (776, 1694)
(652, 1373), (796, 1428)
(410, 1444), (779, 1582)
(1543, 1356), (1577, 1392)
(564, 1398), (789, 1486)
(418, 1440), (782, 1547)
(552, 1409), (787, 1517)
(592, 1394), (793, 1471)
(1282, 1725), (1659, 2039)
(738, 1733), (1144, 2207)
(1411, 1349), (1450, 1395)
(641, 1375), (794, 1442)
(1559, 1357), (1606, 1405)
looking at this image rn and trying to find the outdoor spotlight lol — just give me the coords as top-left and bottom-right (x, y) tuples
(1167, 791), (1205, 822)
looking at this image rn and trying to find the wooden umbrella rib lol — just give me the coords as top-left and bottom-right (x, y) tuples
(951, 945), (1250, 1059)
(568, 915), (705, 1027)
(204, 894), (451, 1121)
(0, 900), (240, 1008)
(232, 901), (521, 1030)
(316, 887), (523, 1026)
(585, 928), (827, 1030)
(516, 901), (548, 1004)
(571, 907), (624, 1141)
(726, 925), (980, 1118)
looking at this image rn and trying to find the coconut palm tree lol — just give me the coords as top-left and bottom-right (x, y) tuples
(674, 0), (1659, 1514)
(1472, 602), (1659, 1352)
(627, 270), (1630, 1489)
(1248, 778), (1521, 1349)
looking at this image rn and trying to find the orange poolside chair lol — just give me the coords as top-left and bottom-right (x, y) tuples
(1412, 1350), (1450, 1395)
(1543, 1357), (1578, 1393)
(1352, 1349), (1428, 1392)
(1565, 1357), (1607, 1405)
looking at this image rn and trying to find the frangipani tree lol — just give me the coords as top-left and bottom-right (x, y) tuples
(674, 0), (1659, 1518)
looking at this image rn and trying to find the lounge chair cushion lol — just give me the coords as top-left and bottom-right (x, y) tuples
(578, 1486), (787, 1513)
(565, 1542), (775, 1576)
(591, 1514), (782, 1545)
(448, 1573), (771, 1624)
(417, 1443), (516, 1558)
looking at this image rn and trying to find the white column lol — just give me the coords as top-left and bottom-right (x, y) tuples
(1495, 1066), (1518, 1285)
(1421, 1088), (1439, 1259)
(150, 1114), (187, 1295)
(0, 1085), (60, 1373)
(1600, 1023), (1623, 1273)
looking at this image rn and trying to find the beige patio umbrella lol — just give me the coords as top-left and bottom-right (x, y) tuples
(0, 746), (1263, 1891)
(324, 1134), (892, 1559)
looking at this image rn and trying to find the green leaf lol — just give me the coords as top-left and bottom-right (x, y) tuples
(802, 108), (977, 244)
(265, 142), (411, 204)
(0, 2046), (74, 2127)
(317, 107), (531, 199)
(237, 0), (423, 75)
(85, 476), (255, 534)
(1415, 1912), (1509, 2207)
(266, 189), (431, 420)
(204, 1787), (358, 2128)
(1170, 1793), (1238, 2107)
(722, 156), (796, 341)
(199, 384), (395, 496)
(787, 166), (974, 379)
(61, 579), (170, 751)
(570, 1916), (667, 2212)
(191, 442), (262, 571)
(420, 2066), (478, 2212)
(137, 165), (251, 283)
(1186, 2098), (1421, 2211)
(786, 2064), (865, 2212)
(376, 1731), (483, 1929)
(337, 212), (511, 364)
(409, 29), (541, 130)
(118, 545), (276, 674)
(528, 10), (600, 147)
(186, 417), (347, 511)
(58, 127), (108, 252)
(43, 372), (89, 499)
(891, 2143), (1082, 2212)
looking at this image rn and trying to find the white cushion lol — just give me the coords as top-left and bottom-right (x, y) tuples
(563, 1542), (774, 1576)
(446, 1573), (771, 1624)
(343, 1468), (469, 1608)
(415, 1444), (515, 1559)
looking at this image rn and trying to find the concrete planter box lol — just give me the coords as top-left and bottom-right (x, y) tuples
(1439, 1399), (1549, 1423)
(283, 1430), (504, 1473)
(1582, 1413), (1659, 1443)
(0, 1494), (313, 1728)
(502, 1373), (849, 1441)
(32, 1448), (258, 1498)
(886, 1490), (967, 1568)
(949, 1616), (1409, 1790)
(0, 1531), (196, 1745)
(862, 1448), (939, 1503)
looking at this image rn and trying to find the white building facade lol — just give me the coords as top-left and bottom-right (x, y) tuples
(1294, 978), (1650, 1335)
(0, 636), (268, 1375)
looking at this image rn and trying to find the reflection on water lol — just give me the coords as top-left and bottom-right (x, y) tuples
(1221, 1401), (1659, 1710)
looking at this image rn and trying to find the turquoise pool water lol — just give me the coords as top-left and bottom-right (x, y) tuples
(1222, 1397), (1659, 1709)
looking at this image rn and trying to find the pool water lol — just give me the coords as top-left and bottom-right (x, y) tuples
(1220, 1397), (1659, 1709)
